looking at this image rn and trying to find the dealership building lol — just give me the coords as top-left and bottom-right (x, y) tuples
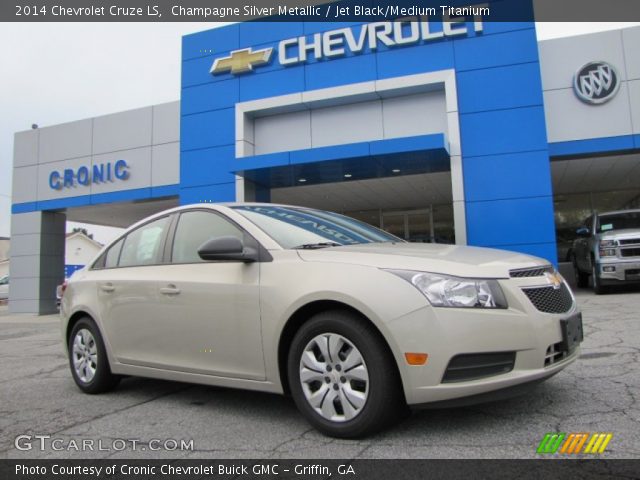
(9, 17), (640, 314)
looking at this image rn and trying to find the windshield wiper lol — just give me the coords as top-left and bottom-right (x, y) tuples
(293, 242), (342, 249)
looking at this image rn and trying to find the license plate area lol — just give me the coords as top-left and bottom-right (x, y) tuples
(560, 312), (584, 353)
(625, 269), (640, 281)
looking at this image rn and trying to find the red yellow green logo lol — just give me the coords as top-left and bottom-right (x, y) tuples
(537, 433), (613, 454)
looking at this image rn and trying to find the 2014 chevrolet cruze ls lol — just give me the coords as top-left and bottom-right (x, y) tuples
(61, 203), (583, 437)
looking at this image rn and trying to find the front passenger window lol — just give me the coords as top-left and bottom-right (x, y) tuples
(172, 211), (244, 263)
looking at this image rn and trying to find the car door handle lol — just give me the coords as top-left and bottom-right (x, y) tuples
(160, 285), (181, 296)
(100, 283), (115, 293)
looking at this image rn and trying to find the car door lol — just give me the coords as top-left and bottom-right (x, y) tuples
(587, 215), (598, 268)
(95, 215), (173, 365)
(0, 275), (8, 299)
(574, 215), (591, 271)
(143, 209), (265, 380)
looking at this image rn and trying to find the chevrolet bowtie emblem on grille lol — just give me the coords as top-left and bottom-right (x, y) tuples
(210, 48), (273, 75)
(544, 271), (563, 290)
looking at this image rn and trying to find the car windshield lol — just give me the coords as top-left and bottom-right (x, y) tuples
(233, 205), (403, 249)
(597, 212), (640, 233)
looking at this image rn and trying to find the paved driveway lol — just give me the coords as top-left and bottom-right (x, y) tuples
(1, 290), (638, 459)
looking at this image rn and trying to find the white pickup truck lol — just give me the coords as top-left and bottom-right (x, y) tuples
(572, 209), (640, 294)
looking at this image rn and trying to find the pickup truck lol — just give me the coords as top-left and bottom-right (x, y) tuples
(572, 209), (640, 294)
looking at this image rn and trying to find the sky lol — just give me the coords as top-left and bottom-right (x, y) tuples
(1, 20), (639, 244)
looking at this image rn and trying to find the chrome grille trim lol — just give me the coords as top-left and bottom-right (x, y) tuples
(509, 265), (554, 278)
(618, 238), (640, 246)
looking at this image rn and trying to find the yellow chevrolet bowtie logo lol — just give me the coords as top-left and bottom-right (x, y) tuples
(545, 271), (563, 289)
(210, 47), (273, 75)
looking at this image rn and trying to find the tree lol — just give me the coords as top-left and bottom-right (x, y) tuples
(72, 227), (94, 240)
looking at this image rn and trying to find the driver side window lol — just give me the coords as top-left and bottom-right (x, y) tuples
(171, 210), (244, 264)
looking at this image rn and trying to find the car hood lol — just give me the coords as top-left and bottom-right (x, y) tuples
(297, 242), (549, 278)
(598, 229), (640, 241)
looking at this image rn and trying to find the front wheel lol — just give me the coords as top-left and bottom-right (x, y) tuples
(592, 263), (607, 295)
(68, 317), (120, 394)
(573, 257), (589, 288)
(287, 311), (406, 438)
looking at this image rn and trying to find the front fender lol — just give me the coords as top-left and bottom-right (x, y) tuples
(258, 257), (430, 392)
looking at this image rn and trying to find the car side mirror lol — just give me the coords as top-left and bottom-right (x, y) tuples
(576, 226), (590, 237)
(197, 236), (258, 263)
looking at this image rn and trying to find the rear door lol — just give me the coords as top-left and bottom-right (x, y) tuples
(96, 215), (173, 364)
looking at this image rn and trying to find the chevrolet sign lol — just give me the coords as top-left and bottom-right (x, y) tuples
(211, 18), (485, 75)
(210, 47), (273, 75)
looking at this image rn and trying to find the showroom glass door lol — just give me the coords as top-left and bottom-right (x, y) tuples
(381, 210), (433, 243)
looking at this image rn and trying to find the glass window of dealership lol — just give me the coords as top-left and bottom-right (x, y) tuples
(10, 9), (640, 313)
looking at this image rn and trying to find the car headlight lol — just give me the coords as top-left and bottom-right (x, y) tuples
(599, 240), (616, 257)
(386, 270), (508, 309)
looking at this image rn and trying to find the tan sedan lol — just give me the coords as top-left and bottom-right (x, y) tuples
(61, 203), (583, 437)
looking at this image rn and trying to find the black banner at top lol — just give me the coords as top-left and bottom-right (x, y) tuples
(2, 0), (640, 22)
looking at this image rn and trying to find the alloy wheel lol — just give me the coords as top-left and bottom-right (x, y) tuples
(72, 328), (98, 383)
(299, 333), (369, 422)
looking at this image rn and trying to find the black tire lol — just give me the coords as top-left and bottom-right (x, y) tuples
(68, 317), (120, 394)
(573, 257), (589, 289)
(287, 310), (406, 438)
(591, 262), (607, 295)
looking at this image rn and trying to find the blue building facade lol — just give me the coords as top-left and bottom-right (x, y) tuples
(180, 13), (557, 262)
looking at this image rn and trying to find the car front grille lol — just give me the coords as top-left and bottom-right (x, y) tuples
(621, 248), (640, 257)
(442, 352), (516, 383)
(618, 238), (640, 246)
(509, 266), (554, 278)
(522, 283), (574, 314)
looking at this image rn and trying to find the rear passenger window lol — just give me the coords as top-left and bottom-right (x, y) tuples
(119, 217), (169, 267)
(172, 211), (243, 263)
(104, 238), (124, 269)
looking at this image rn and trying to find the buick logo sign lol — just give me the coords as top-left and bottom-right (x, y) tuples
(573, 61), (620, 105)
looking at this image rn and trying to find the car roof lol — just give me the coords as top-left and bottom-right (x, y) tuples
(140, 202), (318, 221)
(110, 202), (317, 246)
(598, 209), (640, 216)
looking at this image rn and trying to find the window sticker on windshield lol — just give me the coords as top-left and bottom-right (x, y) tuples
(601, 224), (613, 231)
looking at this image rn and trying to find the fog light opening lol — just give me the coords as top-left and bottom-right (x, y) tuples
(602, 266), (616, 272)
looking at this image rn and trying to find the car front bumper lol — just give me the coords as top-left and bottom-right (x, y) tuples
(598, 258), (640, 283)
(387, 277), (582, 406)
(408, 347), (578, 406)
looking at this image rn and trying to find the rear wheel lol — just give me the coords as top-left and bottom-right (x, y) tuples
(573, 257), (589, 288)
(68, 317), (120, 394)
(287, 310), (406, 438)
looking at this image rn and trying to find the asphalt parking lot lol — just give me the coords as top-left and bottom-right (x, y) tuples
(1, 289), (639, 460)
